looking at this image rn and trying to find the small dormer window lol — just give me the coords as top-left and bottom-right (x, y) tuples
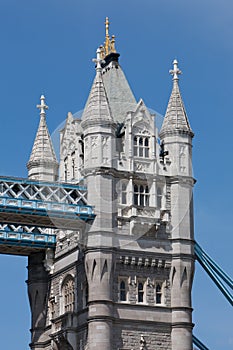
(134, 136), (150, 158)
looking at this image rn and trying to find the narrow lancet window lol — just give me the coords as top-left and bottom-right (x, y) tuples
(121, 183), (127, 204)
(156, 284), (162, 304)
(120, 280), (126, 301)
(138, 282), (144, 303)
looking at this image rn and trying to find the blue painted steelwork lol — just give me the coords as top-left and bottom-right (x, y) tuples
(192, 335), (209, 350)
(0, 196), (94, 220)
(195, 242), (233, 289)
(0, 176), (88, 206)
(0, 230), (56, 249)
(0, 176), (95, 228)
(195, 242), (233, 306)
(0, 176), (87, 192)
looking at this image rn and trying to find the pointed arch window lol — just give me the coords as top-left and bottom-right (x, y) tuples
(133, 136), (150, 158)
(64, 157), (68, 182)
(71, 152), (75, 179)
(156, 283), (162, 304)
(62, 276), (75, 313)
(138, 282), (144, 303)
(120, 280), (127, 301)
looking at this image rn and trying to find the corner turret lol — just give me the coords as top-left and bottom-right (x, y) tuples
(27, 95), (59, 181)
(81, 47), (116, 169)
(159, 60), (194, 177)
(160, 60), (195, 350)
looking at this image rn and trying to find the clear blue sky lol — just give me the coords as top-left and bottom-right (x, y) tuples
(0, 0), (232, 349)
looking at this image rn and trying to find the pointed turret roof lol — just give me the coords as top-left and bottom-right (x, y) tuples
(81, 48), (114, 128)
(83, 17), (137, 124)
(102, 62), (137, 123)
(159, 60), (194, 138)
(27, 95), (58, 166)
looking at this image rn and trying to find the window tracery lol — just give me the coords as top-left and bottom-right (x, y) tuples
(134, 185), (149, 207)
(62, 276), (75, 313)
(134, 136), (149, 158)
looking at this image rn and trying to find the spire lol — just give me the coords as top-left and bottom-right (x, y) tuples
(100, 17), (117, 59)
(81, 48), (114, 128)
(159, 59), (194, 138)
(27, 95), (58, 180)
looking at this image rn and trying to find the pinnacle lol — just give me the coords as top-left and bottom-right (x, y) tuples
(81, 59), (114, 127)
(27, 96), (58, 167)
(159, 60), (193, 138)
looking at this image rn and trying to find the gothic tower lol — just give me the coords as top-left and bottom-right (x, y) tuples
(27, 18), (195, 350)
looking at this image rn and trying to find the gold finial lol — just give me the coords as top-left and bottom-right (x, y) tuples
(110, 35), (116, 53)
(105, 17), (110, 56)
(103, 17), (116, 58)
(99, 45), (105, 60)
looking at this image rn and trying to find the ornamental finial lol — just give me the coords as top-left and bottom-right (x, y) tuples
(105, 17), (110, 56)
(36, 95), (48, 115)
(102, 17), (116, 58)
(92, 47), (103, 72)
(169, 59), (182, 81)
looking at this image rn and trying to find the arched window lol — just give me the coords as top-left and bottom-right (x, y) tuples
(62, 276), (75, 313)
(138, 282), (144, 303)
(120, 280), (127, 301)
(156, 284), (162, 304)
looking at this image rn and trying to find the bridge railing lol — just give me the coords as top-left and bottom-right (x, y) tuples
(0, 176), (88, 205)
(0, 229), (56, 248)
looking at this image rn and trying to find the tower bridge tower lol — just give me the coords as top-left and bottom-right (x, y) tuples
(26, 18), (195, 350)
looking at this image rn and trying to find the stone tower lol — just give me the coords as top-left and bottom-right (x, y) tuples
(27, 18), (195, 350)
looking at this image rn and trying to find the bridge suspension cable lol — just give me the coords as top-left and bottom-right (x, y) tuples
(192, 335), (209, 350)
(195, 242), (233, 306)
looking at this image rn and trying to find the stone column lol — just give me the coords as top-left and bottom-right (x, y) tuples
(27, 252), (49, 349)
(85, 250), (114, 350)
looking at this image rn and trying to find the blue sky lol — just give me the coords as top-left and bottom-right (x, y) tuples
(0, 0), (233, 348)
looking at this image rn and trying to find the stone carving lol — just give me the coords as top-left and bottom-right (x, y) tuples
(140, 335), (146, 350)
(179, 145), (186, 173)
(135, 161), (150, 172)
(53, 334), (73, 350)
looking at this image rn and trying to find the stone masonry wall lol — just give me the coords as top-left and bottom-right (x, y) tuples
(114, 326), (171, 350)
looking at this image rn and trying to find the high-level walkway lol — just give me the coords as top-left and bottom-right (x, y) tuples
(0, 176), (94, 255)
